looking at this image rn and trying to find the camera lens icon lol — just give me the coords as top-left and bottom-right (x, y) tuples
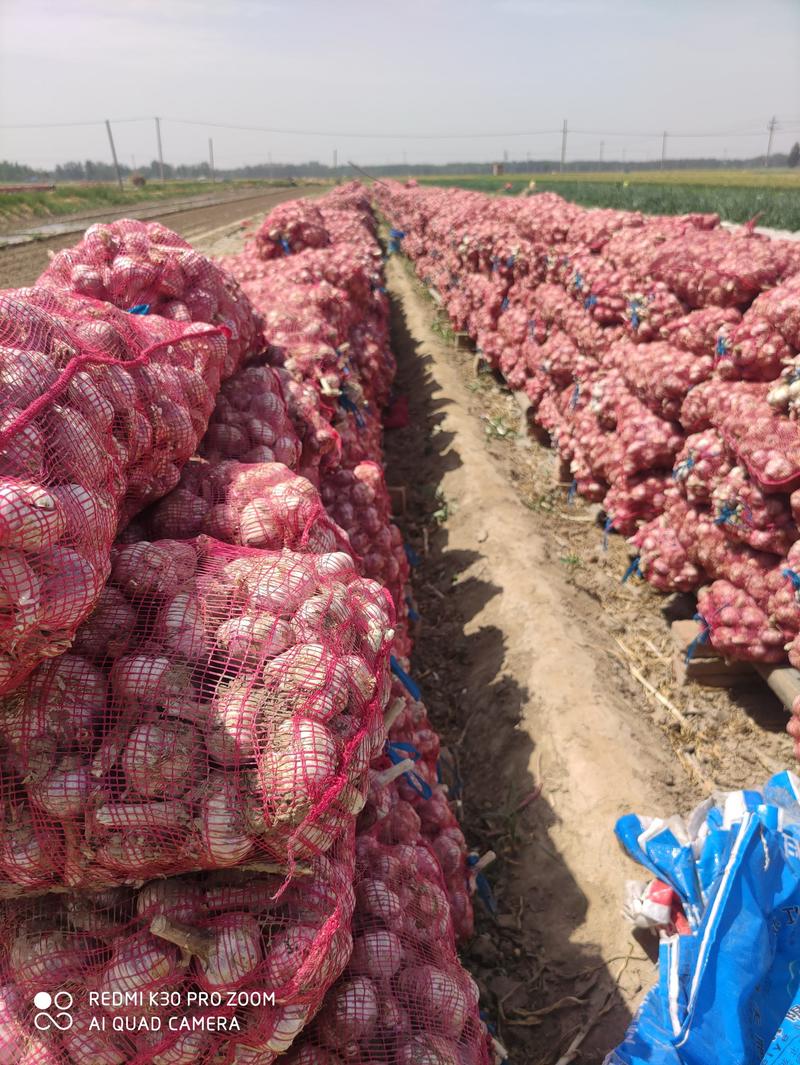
(33, 990), (73, 1031)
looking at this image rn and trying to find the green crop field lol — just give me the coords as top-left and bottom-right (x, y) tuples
(415, 170), (800, 231)
(0, 179), (293, 230)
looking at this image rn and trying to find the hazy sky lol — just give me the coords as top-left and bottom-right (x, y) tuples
(1, 0), (799, 169)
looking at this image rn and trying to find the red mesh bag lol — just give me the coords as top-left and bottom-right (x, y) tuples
(672, 429), (734, 503)
(200, 364), (302, 469)
(276, 372), (342, 485)
(37, 219), (262, 376)
(751, 272), (800, 350)
(716, 397), (800, 492)
(610, 339), (713, 421)
(766, 358), (800, 421)
(631, 501), (706, 593)
(697, 579), (785, 663)
(715, 313), (793, 382)
(254, 203), (332, 259)
(649, 230), (795, 308)
(0, 537), (393, 893)
(0, 288), (227, 696)
(320, 464), (411, 657)
(603, 472), (672, 535)
(659, 306), (741, 356)
(283, 833), (490, 1065)
(139, 460), (349, 555)
(710, 465), (798, 555)
(0, 832), (354, 1064)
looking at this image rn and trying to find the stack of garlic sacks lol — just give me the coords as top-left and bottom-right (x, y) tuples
(0, 185), (489, 1065)
(375, 181), (800, 671)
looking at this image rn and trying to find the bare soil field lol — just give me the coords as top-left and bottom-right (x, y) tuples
(0, 186), (317, 288)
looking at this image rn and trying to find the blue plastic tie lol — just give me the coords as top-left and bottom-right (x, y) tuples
(405, 596), (421, 623)
(685, 613), (710, 664)
(570, 382), (580, 409)
(783, 568), (800, 592)
(468, 855), (499, 915)
(390, 656), (421, 701)
(386, 740), (433, 799)
(339, 393), (365, 429)
(506, 255), (515, 268)
(584, 294), (598, 309)
(713, 502), (734, 526)
(567, 479), (577, 505)
(715, 334), (730, 358)
(389, 228), (406, 240)
(127, 303), (150, 315)
(628, 299), (641, 332)
(280, 238), (291, 255)
(672, 454), (695, 480)
(603, 516), (614, 551)
(404, 543), (422, 567)
(500, 296), (509, 312)
(573, 271), (584, 292)
(622, 556), (642, 583)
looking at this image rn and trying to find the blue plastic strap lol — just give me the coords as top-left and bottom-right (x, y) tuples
(390, 656), (421, 701)
(673, 454), (695, 479)
(339, 393), (365, 429)
(389, 228), (406, 240)
(685, 613), (710, 664)
(404, 543), (422, 567)
(468, 855), (499, 915)
(573, 270), (584, 291)
(603, 516), (614, 550)
(628, 299), (641, 331)
(127, 303), (150, 315)
(570, 382), (580, 409)
(385, 740), (432, 799)
(715, 334), (730, 358)
(506, 255), (515, 268)
(280, 238), (291, 255)
(584, 294), (598, 309)
(567, 479), (577, 505)
(783, 568), (800, 592)
(405, 597), (421, 622)
(622, 556), (642, 583)
(500, 296), (509, 312)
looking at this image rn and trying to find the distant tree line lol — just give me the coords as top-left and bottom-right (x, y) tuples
(1, 145), (799, 184)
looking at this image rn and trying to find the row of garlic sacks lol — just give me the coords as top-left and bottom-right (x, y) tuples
(0, 185), (492, 1065)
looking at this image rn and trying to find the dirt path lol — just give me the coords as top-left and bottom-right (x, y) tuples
(0, 186), (318, 288)
(381, 255), (793, 1063)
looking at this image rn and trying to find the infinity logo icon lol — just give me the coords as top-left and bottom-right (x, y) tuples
(33, 991), (74, 1031)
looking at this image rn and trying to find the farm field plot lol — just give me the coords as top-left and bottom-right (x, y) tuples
(0, 177), (300, 230)
(417, 170), (800, 230)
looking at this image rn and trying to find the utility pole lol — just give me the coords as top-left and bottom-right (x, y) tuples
(660, 130), (667, 170)
(208, 138), (215, 183)
(333, 148), (337, 172)
(155, 117), (165, 181)
(105, 119), (123, 189)
(599, 140), (604, 164)
(560, 119), (568, 172)
(765, 115), (777, 167)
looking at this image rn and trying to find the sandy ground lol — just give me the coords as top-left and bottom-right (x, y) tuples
(380, 255), (792, 1064)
